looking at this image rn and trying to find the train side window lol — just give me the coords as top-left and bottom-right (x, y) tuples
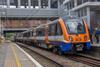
(56, 22), (62, 35)
(23, 33), (25, 37)
(36, 29), (39, 36)
(48, 25), (51, 36)
(39, 31), (42, 36)
(49, 23), (56, 36)
(30, 31), (32, 37)
(37, 29), (40, 36)
(42, 28), (45, 36)
(26, 32), (30, 37)
(28, 32), (30, 37)
(24, 33), (26, 37)
(38, 30), (41, 36)
(52, 24), (56, 36)
(48, 24), (52, 36)
(33, 32), (36, 36)
(26, 33), (28, 37)
(54, 23), (57, 36)
(36, 28), (45, 36)
(40, 28), (45, 36)
(31, 31), (33, 36)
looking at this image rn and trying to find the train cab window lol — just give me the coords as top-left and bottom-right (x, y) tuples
(63, 17), (85, 34)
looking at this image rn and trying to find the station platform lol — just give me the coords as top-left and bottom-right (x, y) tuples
(92, 43), (100, 47)
(0, 41), (43, 67)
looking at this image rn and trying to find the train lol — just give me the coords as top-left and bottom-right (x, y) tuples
(14, 16), (91, 54)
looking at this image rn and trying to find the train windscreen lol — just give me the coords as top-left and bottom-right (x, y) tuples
(63, 17), (85, 34)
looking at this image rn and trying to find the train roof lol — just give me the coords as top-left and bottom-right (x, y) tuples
(22, 27), (35, 33)
(18, 15), (79, 33)
(35, 24), (46, 29)
(61, 15), (78, 20)
(46, 15), (78, 25)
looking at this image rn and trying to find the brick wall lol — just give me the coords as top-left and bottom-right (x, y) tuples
(3, 19), (48, 28)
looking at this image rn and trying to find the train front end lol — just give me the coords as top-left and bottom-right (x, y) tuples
(59, 16), (91, 53)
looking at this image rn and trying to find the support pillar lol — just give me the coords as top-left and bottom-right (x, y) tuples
(58, 0), (60, 16)
(48, 0), (51, 8)
(58, 0), (60, 8)
(18, 0), (21, 8)
(7, 0), (10, 8)
(74, 0), (77, 7)
(28, 0), (31, 8)
(38, 0), (41, 8)
(87, 7), (90, 28)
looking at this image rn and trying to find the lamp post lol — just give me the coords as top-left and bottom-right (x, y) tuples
(0, 11), (2, 36)
(0, 10), (5, 37)
(0, 17), (1, 36)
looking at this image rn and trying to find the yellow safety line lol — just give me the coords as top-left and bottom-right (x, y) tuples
(10, 44), (22, 67)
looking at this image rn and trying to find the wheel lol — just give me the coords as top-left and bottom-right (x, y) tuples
(82, 45), (90, 54)
(70, 45), (76, 54)
(57, 47), (64, 55)
(58, 50), (64, 55)
(70, 49), (76, 54)
(52, 47), (57, 53)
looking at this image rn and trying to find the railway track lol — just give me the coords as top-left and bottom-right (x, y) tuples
(76, 53), (100, 61)
(67, 54), (100, 67)
(16, 42), (98, 67)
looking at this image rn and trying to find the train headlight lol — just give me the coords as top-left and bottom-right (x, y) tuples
(84, 35), (87, 41)
(69, 36), (73, 41)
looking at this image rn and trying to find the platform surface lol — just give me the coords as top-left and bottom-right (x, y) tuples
(92, 43), (100, 47)
(0, 41), (43, 67)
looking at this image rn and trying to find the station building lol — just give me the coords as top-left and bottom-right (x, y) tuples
(60, 0), (100, 29)
(0, 0), (64, 38)
(0, 0), (100, 38)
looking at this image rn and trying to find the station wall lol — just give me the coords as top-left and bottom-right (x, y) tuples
(3, 19), (48, 28)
